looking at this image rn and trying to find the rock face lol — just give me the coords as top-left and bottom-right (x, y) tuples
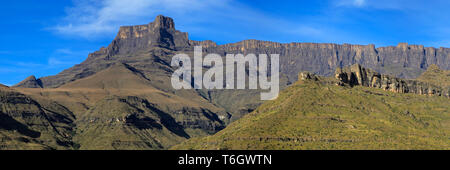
(335, 64), (450, 97)
(199, 41), (449, 82)
(103, 15), (190, 59)
(16, 15), (448, 89)
(13, 75), (42, 88)
(299, 72), (320, 81)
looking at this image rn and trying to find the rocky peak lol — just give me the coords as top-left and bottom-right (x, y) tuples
(397, 43), (409, 50)
(116, 15), (176, 40)
(13, 75), (42, 88)
(153, 15), (175, 30)
(102, 15), (189, 58)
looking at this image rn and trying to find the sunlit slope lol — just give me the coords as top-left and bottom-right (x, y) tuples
(73, 96), (187, 150)
(174, 80), (450, 150)
(0, 86), (76, 150)
(13, 63), (229, 149)
(417, 64), (450, 88)
(60, 63), (154, 90)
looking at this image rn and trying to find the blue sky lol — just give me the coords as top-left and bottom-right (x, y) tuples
(1, 0), (450, 86)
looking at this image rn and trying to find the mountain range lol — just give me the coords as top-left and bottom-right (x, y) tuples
(1, 15), (449, 150)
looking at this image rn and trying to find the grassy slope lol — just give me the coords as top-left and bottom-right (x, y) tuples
(173, 80), (450, 150)
(73, 96), (187, 150)
(0, 86), (76, 150)
(417, 64), (450, 87)
(13, 63), (228, 150)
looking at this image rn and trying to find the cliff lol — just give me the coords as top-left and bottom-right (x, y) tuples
(19, 15), (448, 89)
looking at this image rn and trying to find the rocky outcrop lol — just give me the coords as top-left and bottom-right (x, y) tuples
(13, 75), (42, 88)
(299, 72), (320, 81)
(334, 64), (450, 97)
(102, 15), (190, 59)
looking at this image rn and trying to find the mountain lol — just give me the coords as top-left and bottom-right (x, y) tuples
(173, 65), (450, 150)
(15, 15), (450, 119)
(13, 61), (229, 149)
(13, 75), (42, 88)
(25, 16), (450, 89)
(5, 15), (450, 150)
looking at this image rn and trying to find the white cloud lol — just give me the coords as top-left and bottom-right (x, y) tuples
(51, 0), (372, 44)
(353, 0), (366, 7)
(333, 0), (435, 10)
(52, 0), (228, 38)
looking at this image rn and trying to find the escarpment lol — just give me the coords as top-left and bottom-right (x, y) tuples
(14, 15), (448, 89)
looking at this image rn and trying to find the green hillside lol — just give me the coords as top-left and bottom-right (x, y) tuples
(73, 96), (187, 150)
(417, 64), (450, 87)
(0, 86), (76, 150)
(173, 79), (450, 150)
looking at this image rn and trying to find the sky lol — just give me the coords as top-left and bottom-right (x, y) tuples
(1, 0), (450, 86)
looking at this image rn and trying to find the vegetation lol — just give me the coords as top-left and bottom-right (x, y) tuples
(417, 64), (450, 87)
(173, 80), (450, 150)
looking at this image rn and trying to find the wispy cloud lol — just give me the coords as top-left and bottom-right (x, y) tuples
(51, 0), (229, 38)
(332, 0), (445, 11)
(50, 0), (450, 47)
(51, 0), (334, 43)
(336, 0), (367, 7)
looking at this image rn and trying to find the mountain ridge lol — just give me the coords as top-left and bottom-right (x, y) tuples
(3, 15), (450, 150)
(15, 15), (450, 88)
(13, 75), (42, 88)
(59, 62), (153, 89)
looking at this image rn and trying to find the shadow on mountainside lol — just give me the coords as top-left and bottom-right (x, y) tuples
(0, 112), (41, 138)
